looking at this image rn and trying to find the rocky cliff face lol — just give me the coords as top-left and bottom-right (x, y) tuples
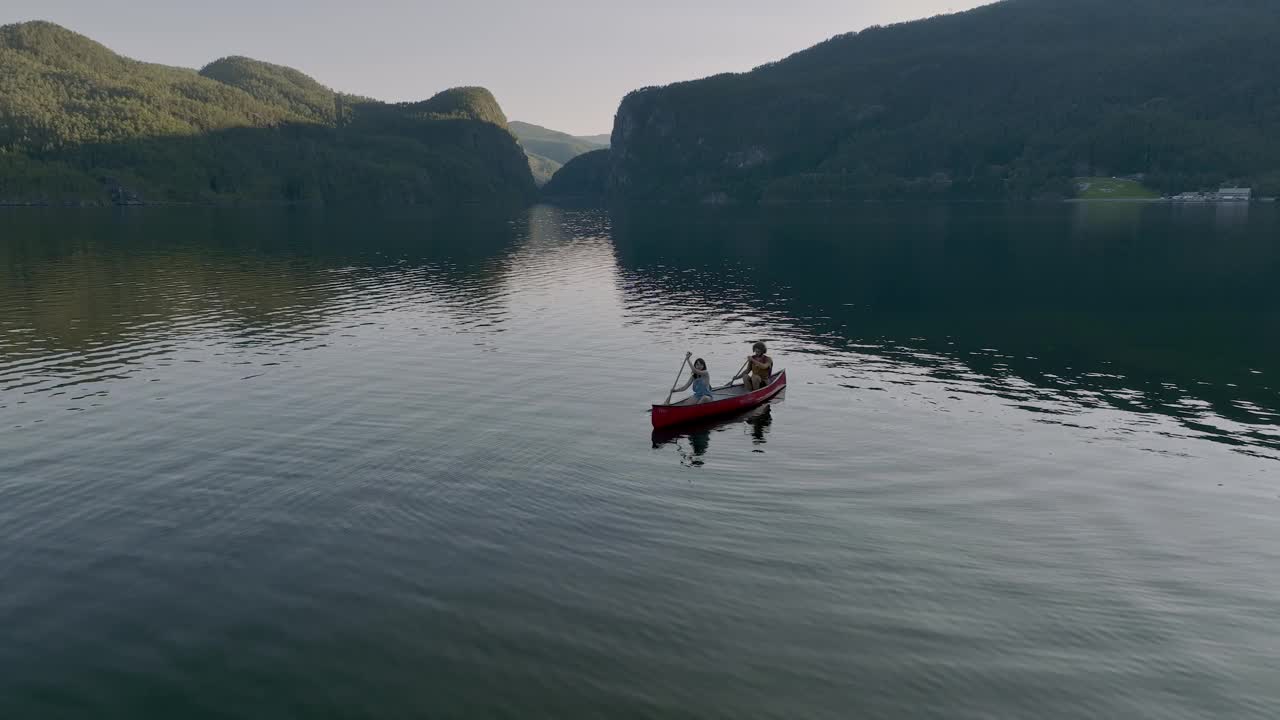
(608, 86), (760, 205)
(607, 79), (795, 206)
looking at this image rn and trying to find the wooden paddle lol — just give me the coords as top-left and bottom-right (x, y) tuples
(719, 358), (749, 390)
(664, 351), (693, 405)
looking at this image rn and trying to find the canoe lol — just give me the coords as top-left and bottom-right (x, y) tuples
(651, 371), (787, 429)
(651, 403), (774, 449)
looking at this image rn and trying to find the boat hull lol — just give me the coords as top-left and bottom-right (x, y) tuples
(651, 371), (787, 429)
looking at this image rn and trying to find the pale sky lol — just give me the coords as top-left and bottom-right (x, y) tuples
(6, 1), (987, 136)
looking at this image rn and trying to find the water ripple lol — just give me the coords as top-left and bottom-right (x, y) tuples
(1, 205), (1278, 719)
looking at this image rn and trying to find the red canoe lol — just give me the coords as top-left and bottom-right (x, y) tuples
(651, 371), (787, 429)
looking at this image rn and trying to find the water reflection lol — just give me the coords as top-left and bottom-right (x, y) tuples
(651, 403), (777, 467)
(0, 208), (526, 398)
(4, 205), (1279, 720)
(3, 203), (1277, 461)
(613, 203), (1280, 460)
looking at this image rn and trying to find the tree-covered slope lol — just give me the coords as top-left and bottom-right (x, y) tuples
(509, 121), (607, 165)
(198, 56), (347, 123)
(542, 148), (609, 200)
(0, 21), (535, 207)
(0, 21), (300, 149)
(524, 151), (563, 187)
(399, 87), (511, 127)
(509, 121), (609, 185)
(609, 0), (1280, 205)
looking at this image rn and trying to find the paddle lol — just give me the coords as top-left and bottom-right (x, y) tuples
(719, 358), (749, 391)
(664, 351), (693, 405)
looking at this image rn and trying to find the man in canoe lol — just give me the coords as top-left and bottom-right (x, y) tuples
(734, 342), (773, 391)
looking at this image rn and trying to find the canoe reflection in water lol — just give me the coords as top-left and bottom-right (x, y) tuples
(651, 402), (778, 467)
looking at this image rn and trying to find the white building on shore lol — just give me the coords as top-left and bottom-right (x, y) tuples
(1170, 188), (1253, 202)
(1217, 187), (1252, 202)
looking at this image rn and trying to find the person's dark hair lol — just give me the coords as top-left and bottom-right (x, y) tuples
(693, 358), (707, 372)
(752, 342), (767, 354)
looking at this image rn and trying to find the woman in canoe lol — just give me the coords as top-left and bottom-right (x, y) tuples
(672, 353), (716, 404)
(735, 342), (773, 391)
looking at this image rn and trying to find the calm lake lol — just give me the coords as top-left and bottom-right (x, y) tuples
(2, 203), (1277, 719)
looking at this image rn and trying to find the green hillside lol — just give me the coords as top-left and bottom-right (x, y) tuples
(403, 87), (510, 127)
(508, 121), (609, 184)
(509, 121), (607, 165)
(609, 0), (1280, 205)
(0, 21), (299, 148)
(525, 151), (563, 187)
(199, 56), (345, 123)
(0, 21), (535, 207)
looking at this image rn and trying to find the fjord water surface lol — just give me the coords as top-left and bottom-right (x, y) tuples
(2, 204), (1277, 719)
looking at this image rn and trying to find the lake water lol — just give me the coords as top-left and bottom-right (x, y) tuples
(2, 203), (1278, 719)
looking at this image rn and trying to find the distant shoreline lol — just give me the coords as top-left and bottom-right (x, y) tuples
(0, 199), (514, 209)
(1064, 198), (1163, 204)
(1066, 198), (1270, 205)
(5, 197), (1274, 210)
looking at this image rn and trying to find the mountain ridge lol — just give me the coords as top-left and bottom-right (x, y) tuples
(608, 0), (1280, 205)
(0, 21), (535, 207)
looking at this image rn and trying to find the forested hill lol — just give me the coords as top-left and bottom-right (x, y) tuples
(509, 121), (608, 185)
(509, 122), (607, 165)
(541, 149), (609, 200)
(610, 0), (1280, 205)
(0, 21), (535, 207)
(198, 56), (352, 124)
